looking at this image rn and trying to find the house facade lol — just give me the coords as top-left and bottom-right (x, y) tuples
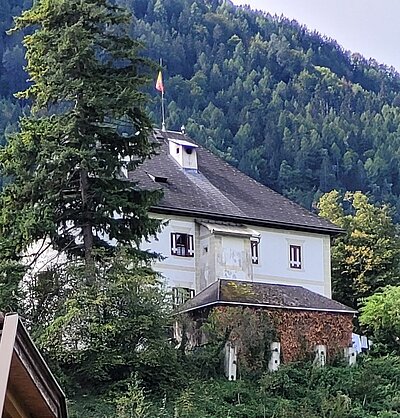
(130, 129), (356, 370)
(131, 129), (340, 303)
(146, 217), (332, 300)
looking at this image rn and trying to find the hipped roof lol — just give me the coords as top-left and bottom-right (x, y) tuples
(177, 279), (356, 315)
(129, 130), (342, 235)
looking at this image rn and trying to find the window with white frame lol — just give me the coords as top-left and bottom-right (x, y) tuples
(172, 287), (195, 307)
(170, 233), (194, 257)
(289, 244), (302, 269)
(251, 239), (259, 264)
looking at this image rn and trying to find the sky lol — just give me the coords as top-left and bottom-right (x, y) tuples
(231, 0), (400, 71)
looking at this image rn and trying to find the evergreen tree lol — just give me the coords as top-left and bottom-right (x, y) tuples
(1, 0), (161, 269)
(0, 0), (178, 394)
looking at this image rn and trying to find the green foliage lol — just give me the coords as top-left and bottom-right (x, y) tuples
(318, 190), (400, 310)
(1, 0), (161, 266)
(177, 306), (277, 381)
(115, 375), (152, 418)
(0, 259), (25, 312)
(67, 356), (400, 417)
(203, 306), (276, 377)
(33, 249), (182, 394)
(181, 339), (224, 380)
(360, 286), (400, 353)
(4, 0), (400, 213)
(178, 358), (400, 417)
(68, 394), (115, 418)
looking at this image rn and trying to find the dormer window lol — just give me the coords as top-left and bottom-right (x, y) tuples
(171, 233), (194, 257)
(168, 138), (198, 169)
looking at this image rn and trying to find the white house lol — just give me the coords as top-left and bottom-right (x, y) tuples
(129, 129), (342, 308)
(131, 128), (357, 370)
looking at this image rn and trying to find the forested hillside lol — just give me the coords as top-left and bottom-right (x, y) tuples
(3, 0), (400, 210)
(3, 2), (400, 417)
(0, 0), (30, 150)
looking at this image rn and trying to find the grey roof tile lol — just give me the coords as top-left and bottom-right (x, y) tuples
(129, 129), (341, 234)
(177, 279), (356, 314)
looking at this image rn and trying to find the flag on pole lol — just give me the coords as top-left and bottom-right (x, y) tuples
(156, 70), (164, 93)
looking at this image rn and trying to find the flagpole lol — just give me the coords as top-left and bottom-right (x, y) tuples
(160, 58), (166, 132)
(161, 89), (166, 132)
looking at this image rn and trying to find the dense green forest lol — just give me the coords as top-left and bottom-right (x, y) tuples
(0, 0), (30, 151)
(2, 1), (400, 417)
(3, 0), (400, 212)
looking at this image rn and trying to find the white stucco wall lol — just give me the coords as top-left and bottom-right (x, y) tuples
(143, 214), (197, 290)
(144, 213), (332, 298)
(252, 227), (331, 297)
(215, 235), (253, 282)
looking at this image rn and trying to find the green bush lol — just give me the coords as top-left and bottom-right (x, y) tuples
(68, 356), (400, 418)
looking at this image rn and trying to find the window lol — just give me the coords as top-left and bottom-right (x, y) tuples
(172, 287), (195, 308)
(251, 240), (259, 264)
(171, 233), (194, 257)
(289, 245), (302, 269)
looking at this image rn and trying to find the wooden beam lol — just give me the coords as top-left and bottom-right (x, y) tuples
(4, 391), (30, 418)
(0, 314), (19, 416)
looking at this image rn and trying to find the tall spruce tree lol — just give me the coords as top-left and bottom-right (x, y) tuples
(0, 0), (181, 393)
(1, 0), (161, 270)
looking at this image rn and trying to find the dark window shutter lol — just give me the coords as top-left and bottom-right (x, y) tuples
(171, 233), (177, 255)
(188, 234), (194, 257)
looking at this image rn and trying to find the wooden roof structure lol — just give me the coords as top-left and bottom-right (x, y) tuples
(0, 313), (67, 418)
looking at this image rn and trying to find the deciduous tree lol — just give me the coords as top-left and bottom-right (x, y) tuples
(318, 190), (400, 310)
(360, 285), (400, 353)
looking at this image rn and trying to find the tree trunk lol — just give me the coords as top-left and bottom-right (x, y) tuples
(80, 167), (94, 268)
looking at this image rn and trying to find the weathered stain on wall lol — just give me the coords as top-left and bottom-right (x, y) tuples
(198, 231), (255, 290)
(198, 225), (214, 291)
(216, 235), (253, 281)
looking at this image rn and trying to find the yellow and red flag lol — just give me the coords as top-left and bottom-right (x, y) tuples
(155, 70), (164, 93)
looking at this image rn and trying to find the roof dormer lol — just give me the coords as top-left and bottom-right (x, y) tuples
(168, 138), (198, 170)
